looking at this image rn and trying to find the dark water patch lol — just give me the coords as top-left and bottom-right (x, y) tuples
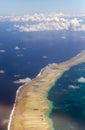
(48, 62), (85, 130)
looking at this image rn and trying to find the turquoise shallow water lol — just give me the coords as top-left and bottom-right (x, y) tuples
(48, 62), (85, 130)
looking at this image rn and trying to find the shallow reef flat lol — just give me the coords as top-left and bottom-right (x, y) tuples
(8, 50), (85, 130)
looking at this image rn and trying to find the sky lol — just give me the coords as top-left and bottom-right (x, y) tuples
(0, 0), (85, 15)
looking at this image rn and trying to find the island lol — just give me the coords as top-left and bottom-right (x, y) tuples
(8, 50), (85, 130)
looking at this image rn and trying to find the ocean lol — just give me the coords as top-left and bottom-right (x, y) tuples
(0, 22), (85, 105)
(48, 63), (85, 130)
(0, 21), (85, 130)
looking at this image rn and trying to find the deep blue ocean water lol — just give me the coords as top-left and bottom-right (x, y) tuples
(48, 63), (85, 130)
(0, 21), (85, 106)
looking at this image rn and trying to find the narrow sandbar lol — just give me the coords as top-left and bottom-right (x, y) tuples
(8, 51), (85, 130)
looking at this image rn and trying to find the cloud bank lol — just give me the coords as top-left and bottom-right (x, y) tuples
(13, 15), (85, 32)
(0, 13), (85, 32)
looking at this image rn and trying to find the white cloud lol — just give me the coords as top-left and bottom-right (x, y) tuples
(22, 48), (26, 50)
(80, 36), (85, 39)
(14, 20), (70, 32)
(0, 15), (21, 22)
(15, 46), (20, 50)
(43, 56), (48, 59)
(77, 77), (85, 83)
(12, 13), (65, 22)
(13, 77), (31, 84)
(0, 70), (5, 74)
(17, 54), (24, 57)
(70, 18), (80, 27)
(13, 14), (84, 32)
(2, 119), (9, 126)
(10, 16), (21, 22)
(61, 36), (67, 39)
(0, 50), (6, 53)
(69, 85), (80, 89)
(0, 13), (85, 32)
(14, 75), (20, 78)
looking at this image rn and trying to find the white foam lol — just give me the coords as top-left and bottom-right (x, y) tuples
(7, 84), (25, 130)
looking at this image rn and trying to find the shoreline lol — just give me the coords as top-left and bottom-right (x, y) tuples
(45, 63), (79, 130)
(8, 50), (85, 130)
(45, 65), (72, 130)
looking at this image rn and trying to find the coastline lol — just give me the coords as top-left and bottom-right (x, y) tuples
(45, 64), (77, 130)
(45, 68), (69, 130)
(8, 50), (85, 130)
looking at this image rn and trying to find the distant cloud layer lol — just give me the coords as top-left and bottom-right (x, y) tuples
(0, 13), (85, 32)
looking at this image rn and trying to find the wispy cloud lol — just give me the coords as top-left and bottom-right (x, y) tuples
(13, 77), (31, 84)
(14, 75), (20, 78)
(0, 50), (6, 53)
(0, 70), (5, 74)
(77, 77), (85, 83)
(61, 36), (67, 39)
(15, 46), (20, 50)
(22, 48), (26, 50)
(43, 56), (48, 59)
(17, 54), (24, 57)
(69, 85), (80, 89)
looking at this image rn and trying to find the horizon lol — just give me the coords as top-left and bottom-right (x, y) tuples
(0, 1), (85, 130)
(0, 0), (85, 15)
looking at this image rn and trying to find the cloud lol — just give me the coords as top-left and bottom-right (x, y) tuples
(10, 16), (21, 22)
(14, 75), (20, 78)
(43, 56), (48, 59)
(0, 50), (6, 53)
(22, 48), (26, 50)
(0, 15), (21, 22)
(13, 15), (84, 32)
(15, 46), (20, 50)
(17, 54), (24, 57)
(13, 17), (70, 32)
(2, 119), (9, 126)
(0, 13), (85, 32)
(61, 36), (67, 39)
(0, 70), (5, 74)
(69, 85), (80, 89)
(13, 77), (31, 84)
(77, 77), (85, 83)
(6, 13), (65, 22)
(70, 18), (80, 27)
